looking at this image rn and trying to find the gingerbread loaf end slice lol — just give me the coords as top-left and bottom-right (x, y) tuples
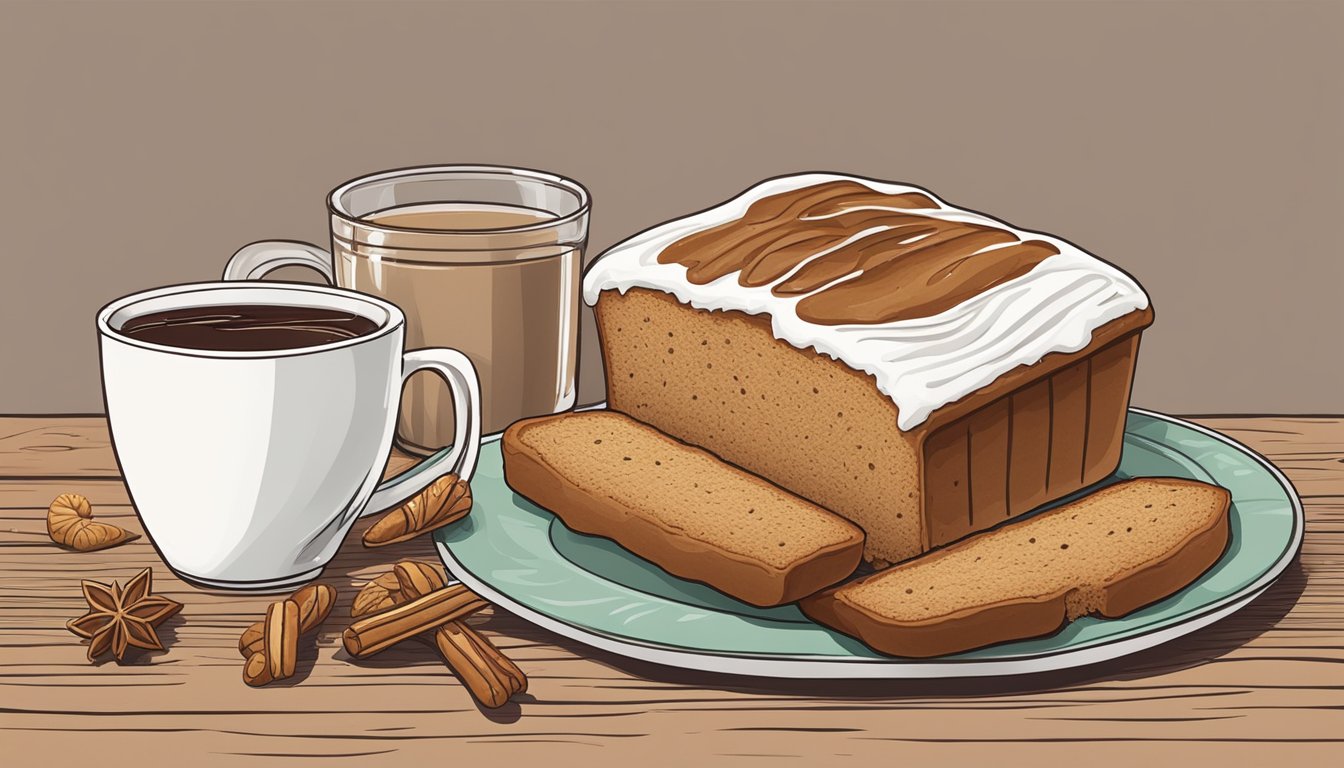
(800, 478), (1231, 657)
(502, 411), (865, 607)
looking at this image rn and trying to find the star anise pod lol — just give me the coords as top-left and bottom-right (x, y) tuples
(66, 568), (182, 663)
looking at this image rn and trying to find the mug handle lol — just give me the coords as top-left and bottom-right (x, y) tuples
(225, 242), (482, 517)
(224, 240), (335, 284)
(363, 348), (482, 516)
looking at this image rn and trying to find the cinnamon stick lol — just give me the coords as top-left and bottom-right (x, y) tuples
(291, 583), (336, 633)
(385, 559), (525, 697)
(238, 622), (264, 658)
(467, 624), (528, 696)
(239, 583), (336, 659)
(393, 560), (446, 599)
(362, 474), (472, 547)
(446, 620), (527, 698)
(243, 651), (272, 687)
(344, 560), (528, 708)
(342, 585), (486, 658)
(264, 599), (299, 680)
(434, 621), (512, 708)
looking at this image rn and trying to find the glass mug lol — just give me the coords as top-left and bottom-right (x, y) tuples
(225, 165), (590, 452)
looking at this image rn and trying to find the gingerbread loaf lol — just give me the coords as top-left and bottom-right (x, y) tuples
(584, 174), (1153, 566)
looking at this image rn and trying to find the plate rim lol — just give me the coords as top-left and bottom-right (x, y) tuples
(434, 407), (1304, 679)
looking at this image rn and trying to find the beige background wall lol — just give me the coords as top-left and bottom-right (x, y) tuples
(1, 0), (1340, 415)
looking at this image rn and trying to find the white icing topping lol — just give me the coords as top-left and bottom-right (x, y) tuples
(582, 173), (1150, 431)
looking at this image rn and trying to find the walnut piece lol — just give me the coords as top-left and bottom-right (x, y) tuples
(47, 493), (139, 552)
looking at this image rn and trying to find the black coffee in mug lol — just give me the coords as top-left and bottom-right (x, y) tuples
(120, 304), (379, 352)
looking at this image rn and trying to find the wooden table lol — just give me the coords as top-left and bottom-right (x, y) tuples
(1, 415), (1339, 764)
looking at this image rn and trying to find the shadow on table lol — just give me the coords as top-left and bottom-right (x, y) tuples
(330, 636), (528, 723)
(497, 557), (1308, 700)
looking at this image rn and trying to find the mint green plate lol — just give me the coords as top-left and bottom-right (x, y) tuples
(432, 408), (1302, 678)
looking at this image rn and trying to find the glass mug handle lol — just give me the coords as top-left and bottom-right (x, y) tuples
(362, 348), (482, 517)
(224, 242), (483, 517)
(224, 240), (335, 284)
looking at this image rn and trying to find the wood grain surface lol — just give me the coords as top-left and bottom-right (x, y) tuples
(1, 415), (1339, 765)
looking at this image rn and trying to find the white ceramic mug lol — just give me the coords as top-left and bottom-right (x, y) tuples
(97, 282), (481, 591)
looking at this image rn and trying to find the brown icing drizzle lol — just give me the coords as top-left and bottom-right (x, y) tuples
(657, 180), (1060, 325)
